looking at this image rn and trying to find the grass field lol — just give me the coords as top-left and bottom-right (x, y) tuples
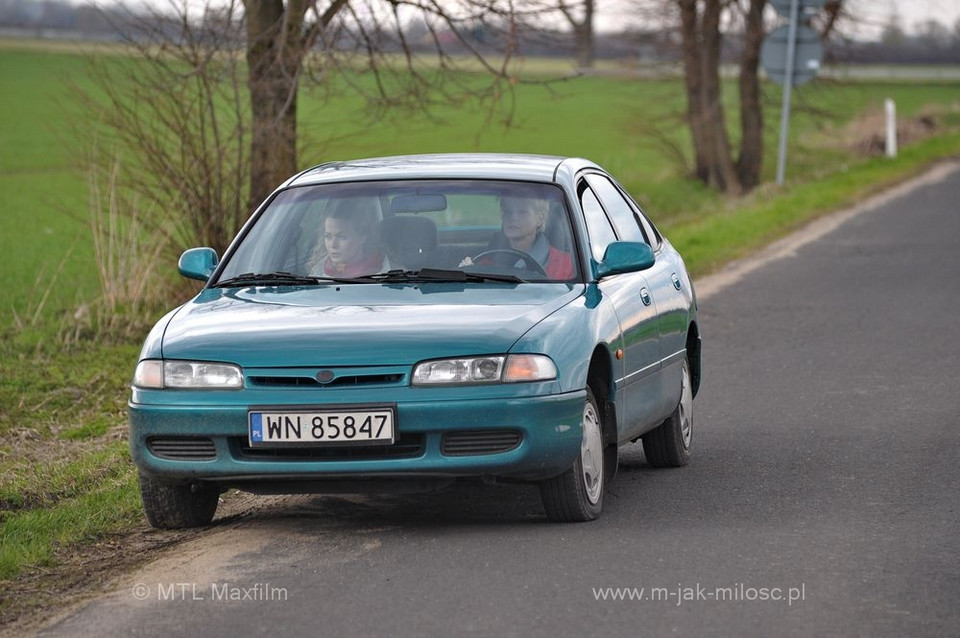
(1, 39), (959, 614)
(2, 44), (960, 323)
(3, 44), (960, 325)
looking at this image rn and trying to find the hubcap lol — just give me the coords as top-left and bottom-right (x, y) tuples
(580, 401), (604, 505)
(679, 362), (693, 450)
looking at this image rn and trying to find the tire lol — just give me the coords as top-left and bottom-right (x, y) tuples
(642, 358), (693, 468)
(540, 387), (605, 522)
(138, 472), (220, 529)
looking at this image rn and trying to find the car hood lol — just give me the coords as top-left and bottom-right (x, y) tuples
(160, 283), (584, 367)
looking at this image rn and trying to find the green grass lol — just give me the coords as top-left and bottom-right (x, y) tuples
(0, 450), (141, 579)
(0, 49), (96, 326)
(0, 341), (141, 582)
(666, 130), (960, 274)
(0, 39), (958, 593)
(2, 44), (959, 325)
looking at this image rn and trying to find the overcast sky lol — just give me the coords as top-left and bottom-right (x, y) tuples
(595, 0), (960, 36)
(863, 0), (960, 29)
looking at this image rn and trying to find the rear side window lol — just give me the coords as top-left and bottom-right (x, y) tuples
(635, 207), (662, 250)
(579, 183), (616, 261)
(585, 174), (649, 245)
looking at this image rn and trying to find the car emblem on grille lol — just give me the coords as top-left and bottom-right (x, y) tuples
(315, 370), (335, 384)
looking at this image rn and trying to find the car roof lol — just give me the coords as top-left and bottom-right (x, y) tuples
(286, 153), (599, 187)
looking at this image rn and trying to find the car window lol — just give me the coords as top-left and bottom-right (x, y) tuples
(584, 174), (649, 245)
(634, 206), (662, 250)
(217, 180), (579, 283)
(579, 183), (617, 262)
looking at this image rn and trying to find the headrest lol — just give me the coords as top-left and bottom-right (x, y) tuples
(381, 215), (439, 255)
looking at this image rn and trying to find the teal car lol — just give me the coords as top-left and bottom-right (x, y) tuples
(130, 154), (701, 527)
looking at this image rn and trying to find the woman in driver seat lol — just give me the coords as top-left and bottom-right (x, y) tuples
(495, 194), (574, 279)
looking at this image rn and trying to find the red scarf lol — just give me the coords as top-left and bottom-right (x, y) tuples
(323, 251), (384, 278)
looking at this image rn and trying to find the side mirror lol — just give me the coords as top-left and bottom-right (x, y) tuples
(178, 247), (219, 281)
(595, 241), (655, 278)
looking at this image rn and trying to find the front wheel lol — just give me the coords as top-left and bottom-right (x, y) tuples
(540, 387), (604, 522)
(642, 358), (693, 468)
(138, 472), (220, 529)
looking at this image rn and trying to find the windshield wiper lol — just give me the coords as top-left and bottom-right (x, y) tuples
(217, 268), (526, 287)
(350, 268), (523, 284)
(450, 269), (526, 284)
(214, 271), (337, 287)
(349, 269), (424, 283)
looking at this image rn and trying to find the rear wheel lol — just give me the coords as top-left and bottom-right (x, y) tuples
(138, 472), (219, 529)
(540, 387), (604, 522)
(642, 358), (693, 468)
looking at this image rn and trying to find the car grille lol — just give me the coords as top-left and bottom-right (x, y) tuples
(247, 372), (405, 389)
(441, 430), (522, 456)
(232, 432), (425, 461)
(147, 437), (217, 461)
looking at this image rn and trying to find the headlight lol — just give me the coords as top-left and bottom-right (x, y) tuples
(412, 355), (556, 386)
(133, 360), (243, 389)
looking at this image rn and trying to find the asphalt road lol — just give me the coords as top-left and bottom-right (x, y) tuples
(40, 164), (960, 637)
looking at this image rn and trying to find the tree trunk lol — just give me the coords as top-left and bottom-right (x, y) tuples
(677, 0), (740, 194)
(700, 0), (739, 193)
(736, 0), (766, 191)
(677, 0), (710, 184)
(243, 0), (307, 209)
(574, 0), (595, 69)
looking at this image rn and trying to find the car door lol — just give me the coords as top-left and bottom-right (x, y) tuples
(578, 178), (663, 441)
(585, 173), (689, 427)
(625, 193), (691, 414)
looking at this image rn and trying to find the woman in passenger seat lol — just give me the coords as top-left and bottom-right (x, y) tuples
(309, 208), (386, 278)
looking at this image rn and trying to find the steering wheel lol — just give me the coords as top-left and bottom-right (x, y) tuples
(471, 249), (548, 276)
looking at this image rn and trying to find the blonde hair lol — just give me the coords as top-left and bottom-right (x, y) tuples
(499, 195), (548, 231)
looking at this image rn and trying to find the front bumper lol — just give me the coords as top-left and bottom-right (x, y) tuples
(130, 390), (586, 489)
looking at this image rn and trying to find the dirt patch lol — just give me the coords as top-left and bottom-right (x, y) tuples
(841, 107), (942, 156)
(0, 491), (270, 637)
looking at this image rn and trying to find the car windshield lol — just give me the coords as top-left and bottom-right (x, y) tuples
(216, 179), (579, 285)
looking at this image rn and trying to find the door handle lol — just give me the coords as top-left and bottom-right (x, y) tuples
(639, 288), (652, 306)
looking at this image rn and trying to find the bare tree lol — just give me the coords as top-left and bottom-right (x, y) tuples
(78, 0), (525, 258)
(915, 18), (952, 48)
(74, 0), (250, 255)
(241, 0), (524, 207)
(521, 0), (597, 69)
(557, 0), (596, 69)
(637, 0), (844, 194)
(880, 9), (906, 46)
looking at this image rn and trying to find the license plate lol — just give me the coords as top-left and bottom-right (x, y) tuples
(248, 407), (395, 447)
